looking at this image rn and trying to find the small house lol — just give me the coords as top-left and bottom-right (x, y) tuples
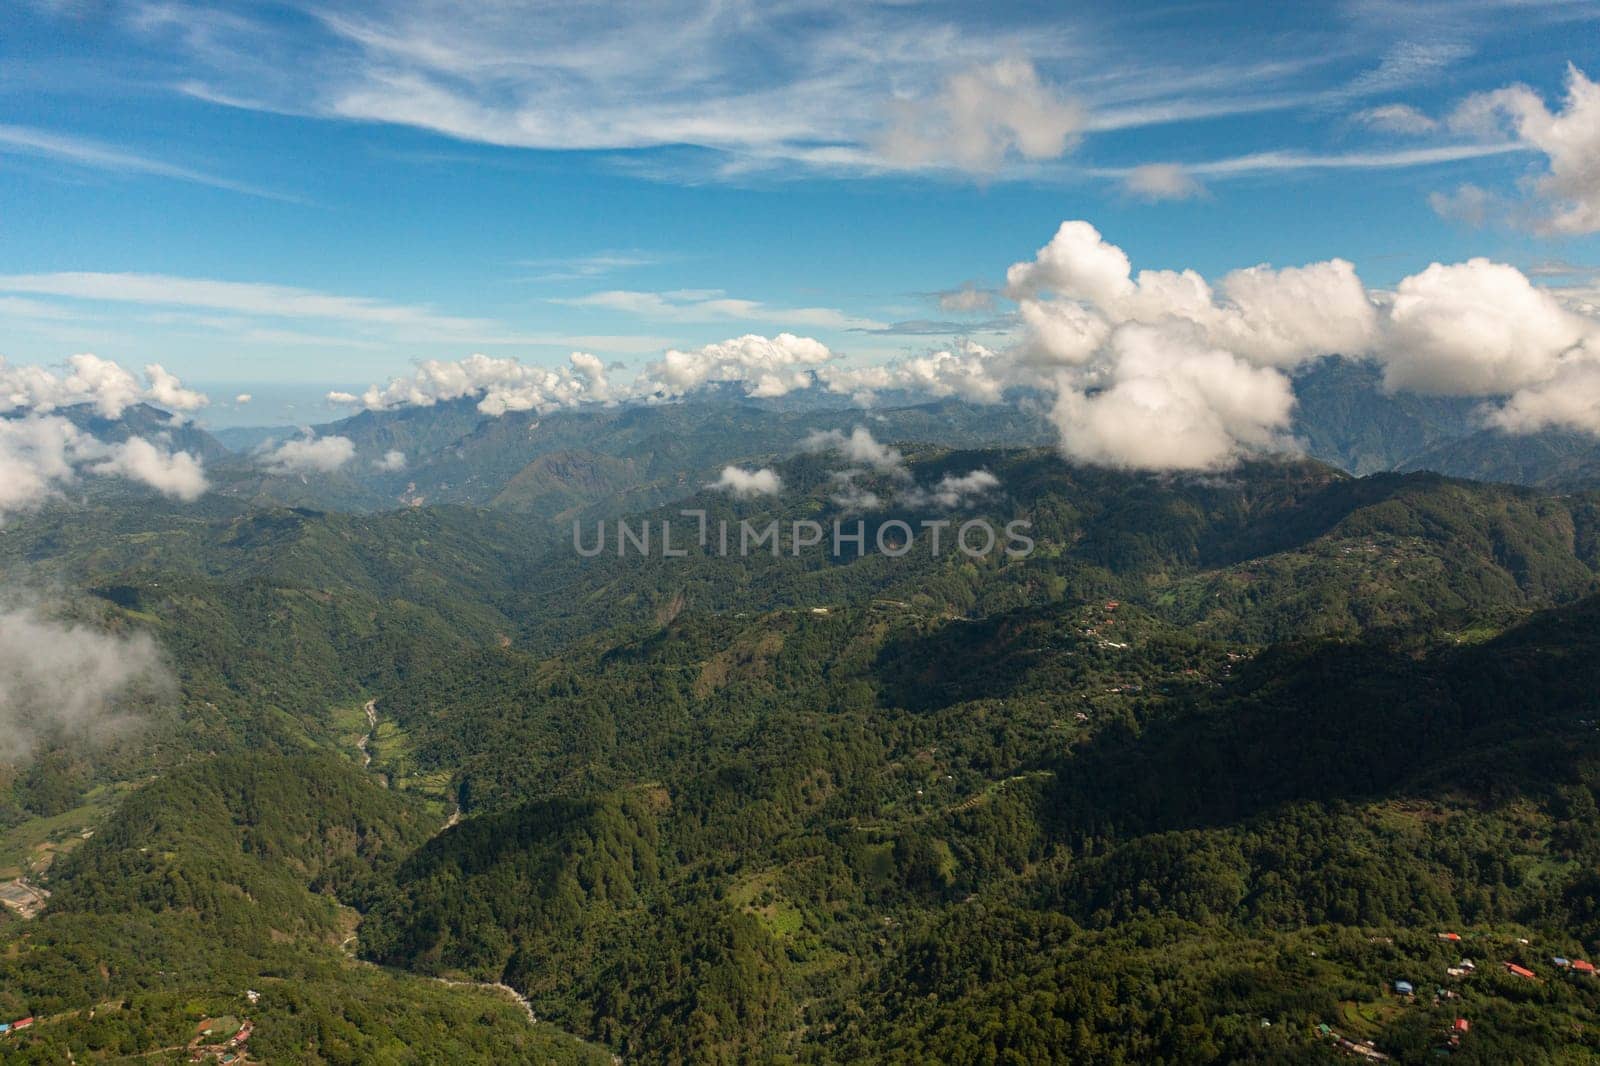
(1394, 980), (1414, 995)
(1453, 1018), (1470, 1034)
(1506, 963), (1536, 979)
(1438, 932), (1462, 942)
(1554, 957), (1571, 968)
(1574, 959), (1596, 974)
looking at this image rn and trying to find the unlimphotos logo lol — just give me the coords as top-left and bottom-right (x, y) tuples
(574, 511), (1034, 560)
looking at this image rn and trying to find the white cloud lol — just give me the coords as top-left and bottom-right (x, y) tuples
(234, 393), (253, 405)
(877, 58), (1086, 172)
(1485, 360), (1600, 434)
(0, 271), (506, 340)
(802, 426), (910, 479)
(937, 284), (996, 314)
(1049, 323), (1298, 472)
(1092, 141), (1525, 184)
(1005, 220), (1136, 308)
(1381, 258), (1591, 395)
(0, 122), (292, 202)
(0, 416), (85, 519)
(641, 333), (834, 399)
(333, 351), (612, 414)
(1428, 182), (1497, 226)
(520, 251), (660, 281)
(259, 434), (356, 475)
(828, 470), (885, 513)
(1353, 103), (1438, 134)
(0, 602), (169, 762)
(89, 438), (209, 501)
(142, 364), (209, 413)
(0, 355), (209, 418)
(0, 411), (212, 517)
(820, 341), (1010, 406)
(707, 465), (782, 498)
(1122, 163), (1205, 201)
(560, 290), (886, 331)
(333, 334), (837, 413)
(373, 449), (407, 472)
(1341, 42), (1473, 100)
(1449, 63), (1600, 234)
(905, 469), (1001, 509)
(1003, 219), (1600, 456)
(1005, 220), (1378, 370)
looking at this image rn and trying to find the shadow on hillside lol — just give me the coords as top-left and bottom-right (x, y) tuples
(1044, 595), (1600, 840)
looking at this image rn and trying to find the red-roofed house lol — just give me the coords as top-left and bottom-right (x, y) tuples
(1506, 963), (1536, 979)
(1573, 959), (1596, 974)
(1453, 1018), (1470, 1034)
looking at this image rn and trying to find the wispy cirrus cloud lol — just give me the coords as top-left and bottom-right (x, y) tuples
(1086, 140), (1526, 192)
(556, 289), (888, 331)
(518, 251), (664, 282)
(0, 270), (671, 353)
(109, 0), (1477, 182)
(0, 122), (298, 202)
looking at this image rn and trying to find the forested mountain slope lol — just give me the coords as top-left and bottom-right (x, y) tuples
(5, 455), (1600, 1061)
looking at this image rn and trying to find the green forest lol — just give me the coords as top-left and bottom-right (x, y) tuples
(5, 446), (1600, 1062)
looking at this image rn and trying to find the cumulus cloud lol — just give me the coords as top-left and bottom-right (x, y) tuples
(877, 58), (1085, 173)
(259, 434), (356, 475)
(1122, 163), (1205, 201)
(1450, 63), (1600, 234)
(0, 354), (208, 418)
(819, 341), (1010, 405)
(1005, 220), (1378, 369)
(802, 426), (911, 479)
(331, 350), (611, 415)
(373, 449), (407, 472)
(89, 438), (209, 501)
(0, 602), (169, 762)
(640, 333), (833, 399)
(335, 337), (835, 414)
(707, 465), (783, 498)
(0, 409), (211, 518)
(1001, 219), (1600, 460)
(1050, 324), (1298, 471)
(142, 364), (209, 413)
(1381, 258), (1591, 395)
(999, 221), (1381, 469)
(234, 393), (253, 405)
(1486, 360), (1600, 434)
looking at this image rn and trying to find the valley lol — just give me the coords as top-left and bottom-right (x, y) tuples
(5, 395), (1600, 1061)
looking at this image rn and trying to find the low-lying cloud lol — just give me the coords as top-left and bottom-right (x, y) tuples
(89, 437), (209, 501)
(1, 366), (213, 519)
(1, 353), (207, 418)
(708, 465), (783, 498)
(803, 426), (911, 480)
(259, 434), (356, 475)
(0, 602), (169, 763)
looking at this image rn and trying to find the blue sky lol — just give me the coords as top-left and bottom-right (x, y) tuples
(2, 0), (1599, 426)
